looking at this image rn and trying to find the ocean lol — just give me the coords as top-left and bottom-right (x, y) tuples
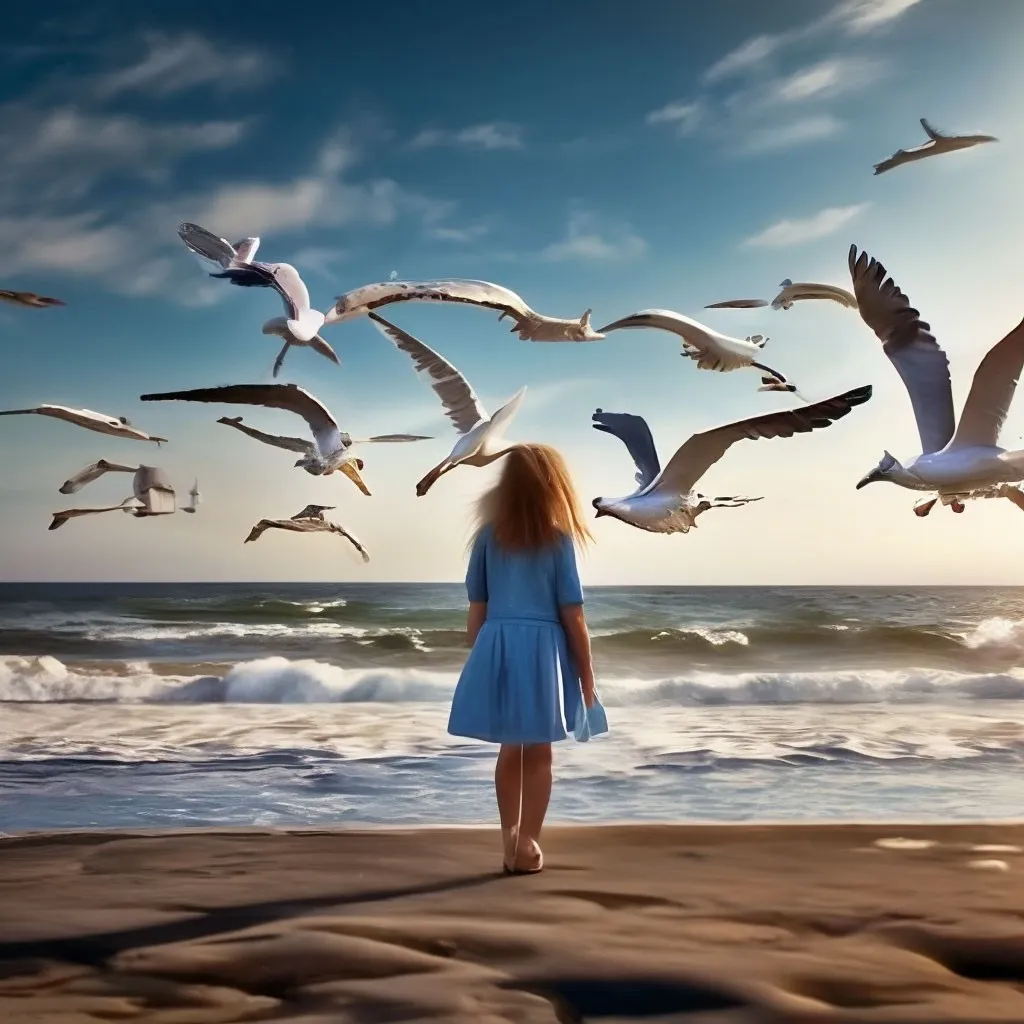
(2, 583), (1024, 834)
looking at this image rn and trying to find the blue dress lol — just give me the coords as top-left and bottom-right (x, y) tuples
(448, 526), (585, 745)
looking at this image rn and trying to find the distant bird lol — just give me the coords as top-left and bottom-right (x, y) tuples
(707, 281), (857, 312)
(592, 385), (873, 533)
(292, 503), (335, 520)
(182, 479), (201, 514)
(49, 466), (176, 531)
(704, 298), (770, 310)
(0, 404), (167, 443)
(369, 313), (525, 495)
(0, 289), (65, 309)
(244, 508), (370, 561)
(59, 459), (139, 494)
(140, 384), (430, 496)
(329, 279), (604, 342)
(873, 118), (997, 175)
(177, 222), (339, 377)
(771, 280), (857, 311)
(849, 244), (1024, 516)
(598, 309), (796, 392)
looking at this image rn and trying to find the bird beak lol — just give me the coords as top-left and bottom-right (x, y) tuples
(339, 461), (372, 496)
(855, 471), (878, 490)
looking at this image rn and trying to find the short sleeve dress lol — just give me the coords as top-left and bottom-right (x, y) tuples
(448, 525), (585, 744)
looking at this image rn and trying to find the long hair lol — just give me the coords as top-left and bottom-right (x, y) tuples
(474, 443), (592, 551)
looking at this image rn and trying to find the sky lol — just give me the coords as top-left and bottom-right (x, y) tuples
(1, 0), (1023, 585)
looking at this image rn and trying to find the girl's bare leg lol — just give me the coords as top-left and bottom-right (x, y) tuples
(517, 743), (552, 869)
(495, 744), (523, 865)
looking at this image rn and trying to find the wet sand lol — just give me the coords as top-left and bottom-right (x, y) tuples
(2, 823), (1024, 1022)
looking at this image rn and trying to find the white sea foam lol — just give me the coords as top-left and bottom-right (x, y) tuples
(6, 654), (1024, 707)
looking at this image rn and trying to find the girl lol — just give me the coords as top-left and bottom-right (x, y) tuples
(448, 443), (596, 875)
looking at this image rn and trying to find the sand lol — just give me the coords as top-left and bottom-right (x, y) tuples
(3, 824), (1024, 1022)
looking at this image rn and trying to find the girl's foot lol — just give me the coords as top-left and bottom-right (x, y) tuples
(508, 836), (543, 875)
(501, 825), (520, 873)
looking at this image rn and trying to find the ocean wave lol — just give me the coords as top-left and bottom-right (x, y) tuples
(5, 654), (1024, 706)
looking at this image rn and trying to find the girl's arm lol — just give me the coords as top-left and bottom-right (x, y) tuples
(559, 604), (595, 707)
(467, 601), (487, 646)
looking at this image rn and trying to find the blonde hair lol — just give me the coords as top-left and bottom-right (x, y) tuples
(474, 443), (592, 551)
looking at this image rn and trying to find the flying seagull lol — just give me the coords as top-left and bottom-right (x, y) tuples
(598, 309), (796, 392)
(50, 466), (176, 531)
(873, 118), (997, 175)
(0, 289), (65, 309)
(328, 279), (603, 342)
(59, 459), (139, 494)
(140, 384), (430, 496)
(849, 244), (1024, 516)
(0, 404), (167, 443)
(182, 479), (201, 514)
(368, 313), (525, 495)
(592, 385), (873, 533)
(292, 503), (335, 520)
(707, 281), (857, 312)
(244, 507), (370, 561)
(178, 222), (339, 376)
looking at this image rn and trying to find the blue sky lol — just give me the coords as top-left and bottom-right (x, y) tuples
(2, 0), (1023, 583)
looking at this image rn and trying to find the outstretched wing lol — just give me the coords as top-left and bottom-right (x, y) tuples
(369, 313), (487, 433)
(59, 459), (138, 495)
(921, 118), (945, 140)
(951, 317), (1024, 449)
(330, 279), (531, 328)
(325, 520), (371, 562)
(654, 385), (873, 497)
(142, 384), (341, 453)
(177, 222), (238, 269)
(217, 416), (314, 455)
(848, 245), (955, 454)
(591, 409), (661, 490)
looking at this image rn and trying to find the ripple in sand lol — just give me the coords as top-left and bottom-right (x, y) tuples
(970, 844), (1021, 854)
(967, 859), (1010, 871)
(873, 837), (937, 851)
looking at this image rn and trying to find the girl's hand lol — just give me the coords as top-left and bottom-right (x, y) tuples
(582, 678), (596, 709)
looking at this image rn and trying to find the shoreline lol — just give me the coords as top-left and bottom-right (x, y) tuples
(4, 823), (1024, 1021)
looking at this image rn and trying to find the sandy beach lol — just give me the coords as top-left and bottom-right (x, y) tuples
(2, 824), (1024, 1022)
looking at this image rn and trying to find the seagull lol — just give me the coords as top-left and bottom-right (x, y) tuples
(292, 503), (335, 520)
(707, 281), (857, 312)
(182, 479), (201, 514)
(0, 404), (167, 443)
(59, 459), (139, 494)
(704, 298), (771, 309)
(598, 309), (796, 392)
(849, 244), (1024, 516)
(368, 313), (525, 495)
(0, 289), (65, 309)
(178, 222), (339, 377)
(49, 466), (176, 531)
(592, 385), (873, 533)
(873, 118), (998, 175)
(244, 508), (370, 561)
(140, 384), (430, 496)
(328, 279), (603, 342)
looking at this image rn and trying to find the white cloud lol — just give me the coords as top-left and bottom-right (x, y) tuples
(737, 115), (843, 153)
(704, 35), (783, 83)
(768, 57), (880, 104)
(288, 246), (347, 279)
(833, 0), (924, 34)
(428, 222), (492, 243)
(410, 121), (524, 151)
(94, 32), (273, 98)
(702, 0), (923, 82)
(0, 104), (247, 201)
(741, 203), (869, 248)
(541, 209), (647, 263)
(645, 99), (703, 136)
